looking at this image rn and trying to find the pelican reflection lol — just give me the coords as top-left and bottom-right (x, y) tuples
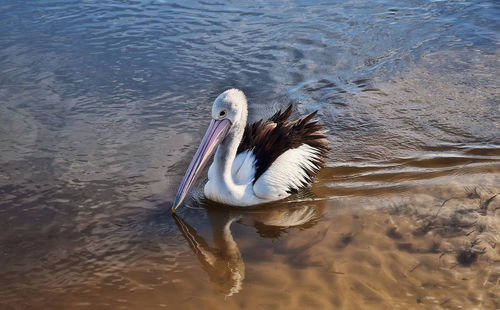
(173, 200), (324, 296)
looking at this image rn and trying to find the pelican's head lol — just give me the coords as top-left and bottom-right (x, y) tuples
(172, 89), (247, 212)
(211, 88), (248, 127)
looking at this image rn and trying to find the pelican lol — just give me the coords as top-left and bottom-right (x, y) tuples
(172, 89), (328, 212)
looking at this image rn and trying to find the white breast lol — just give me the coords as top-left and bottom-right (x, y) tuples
(231, 150), (256, 185)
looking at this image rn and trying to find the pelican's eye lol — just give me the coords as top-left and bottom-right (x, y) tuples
(218, 109), (227, 119)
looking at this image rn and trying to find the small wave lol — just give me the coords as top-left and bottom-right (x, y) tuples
(320, 149), (500, 196)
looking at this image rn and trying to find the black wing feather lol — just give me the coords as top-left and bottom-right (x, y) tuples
(237, 105), (328, 185)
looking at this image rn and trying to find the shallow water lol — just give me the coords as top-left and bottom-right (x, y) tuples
(0, 0), (499, 309)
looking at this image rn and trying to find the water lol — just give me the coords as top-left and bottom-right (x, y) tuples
(0, 0), (499, 308)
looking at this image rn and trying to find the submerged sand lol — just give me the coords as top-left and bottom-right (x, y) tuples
(15, 168), (493, 310)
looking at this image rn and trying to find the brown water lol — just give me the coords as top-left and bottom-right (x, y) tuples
(1, 0), (499, 309)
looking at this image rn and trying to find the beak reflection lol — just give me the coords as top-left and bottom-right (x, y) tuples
(173, 200), (324, 296)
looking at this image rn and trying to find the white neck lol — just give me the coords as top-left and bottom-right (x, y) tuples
(209, 113), (247, 200)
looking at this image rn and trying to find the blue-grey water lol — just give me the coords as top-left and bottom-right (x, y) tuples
(1, 0), (499, 309)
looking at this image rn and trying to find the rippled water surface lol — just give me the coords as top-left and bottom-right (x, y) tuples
(1, 0), (499, 309)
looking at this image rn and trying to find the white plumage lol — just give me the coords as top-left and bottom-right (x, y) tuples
(253, 144), (322, 200)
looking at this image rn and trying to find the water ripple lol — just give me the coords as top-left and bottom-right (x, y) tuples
(0, 0), (499, 307)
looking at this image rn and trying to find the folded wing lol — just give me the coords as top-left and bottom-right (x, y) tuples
(237, 105), (328, 199)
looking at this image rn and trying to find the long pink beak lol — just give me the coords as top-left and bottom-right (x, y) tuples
(172, 118), (232, 212)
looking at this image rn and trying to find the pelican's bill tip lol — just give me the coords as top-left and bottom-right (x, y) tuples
(171, 201), (181, 213)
